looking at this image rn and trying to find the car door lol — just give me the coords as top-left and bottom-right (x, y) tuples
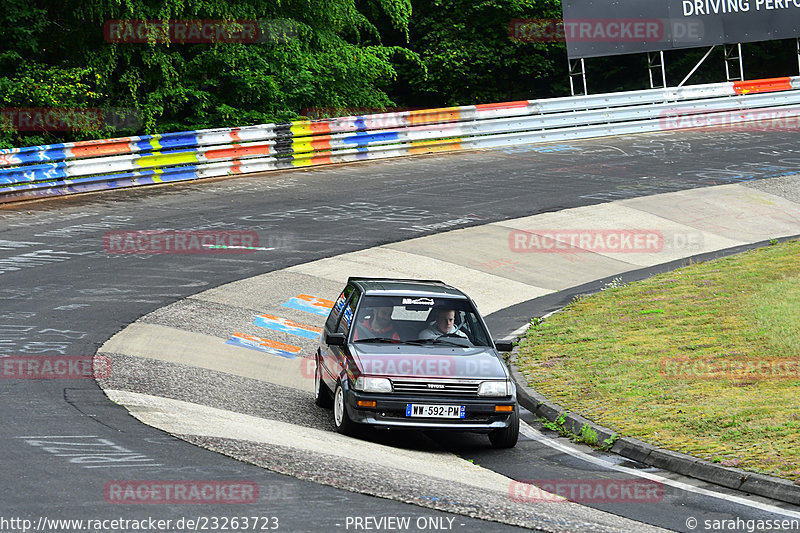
(331, 288), (359, 382)
(320, 284), (357, 389)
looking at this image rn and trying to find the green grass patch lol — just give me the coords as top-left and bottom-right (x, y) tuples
(516, 239), (800, 482)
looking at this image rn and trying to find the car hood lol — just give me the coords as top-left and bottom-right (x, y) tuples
(351, 344), (508, 380)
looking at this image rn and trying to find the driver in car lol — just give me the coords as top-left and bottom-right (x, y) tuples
(418, 309), (468, 339)
(354, 306), (400, 340)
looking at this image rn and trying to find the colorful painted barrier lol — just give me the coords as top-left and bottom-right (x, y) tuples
(2, 77), (799, 203)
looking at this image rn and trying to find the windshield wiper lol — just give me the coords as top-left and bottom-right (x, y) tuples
(355, 337), (402, 343)
(410, 338), (470, 347)
(432, 338), (471, 347)
(400, 339), (429, 346)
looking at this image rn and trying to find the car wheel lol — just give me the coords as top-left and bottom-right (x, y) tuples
(333, 382), (356, 435)
(489, 406), (519, 449)
(314, 355), (333, 408)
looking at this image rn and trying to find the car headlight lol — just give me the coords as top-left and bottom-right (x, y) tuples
(353, 377), (393, 393)
(478, 380), (510, 397)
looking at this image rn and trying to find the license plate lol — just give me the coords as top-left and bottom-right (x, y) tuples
(405, 404), (465, 418)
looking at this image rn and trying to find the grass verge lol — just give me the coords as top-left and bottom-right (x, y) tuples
(515, 239), (800, 482)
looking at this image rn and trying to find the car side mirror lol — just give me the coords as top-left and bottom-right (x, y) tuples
(325, 332), (347, 346)
(493, 339), (514, 352)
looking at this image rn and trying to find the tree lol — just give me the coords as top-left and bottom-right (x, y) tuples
(0, 0), (417, 147)
(393, 0), (567, 107)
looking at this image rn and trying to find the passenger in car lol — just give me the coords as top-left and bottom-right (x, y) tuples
(354, 306), (401, 340)
(418, 309), (468, 339)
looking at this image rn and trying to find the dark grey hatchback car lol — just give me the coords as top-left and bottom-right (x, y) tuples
(314, 277), (519, 448)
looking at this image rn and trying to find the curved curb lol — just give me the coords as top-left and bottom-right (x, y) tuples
(506, 237), (800, 507)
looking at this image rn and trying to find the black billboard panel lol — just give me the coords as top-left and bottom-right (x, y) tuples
(562, 0), (800, 59)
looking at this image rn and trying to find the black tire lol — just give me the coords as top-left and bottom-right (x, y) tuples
(314, 354), (333, 408)
(333, 382), (356, 435)
(489, 406), (519, 449)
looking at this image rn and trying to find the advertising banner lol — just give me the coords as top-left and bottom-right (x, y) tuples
(561, 0), (800, 58)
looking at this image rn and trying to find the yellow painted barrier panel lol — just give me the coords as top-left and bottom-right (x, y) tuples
(290, 122), (313, 137)
(409, 139), (462, 154)
(136, 152), (199, 168)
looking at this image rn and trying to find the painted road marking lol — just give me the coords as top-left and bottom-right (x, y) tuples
(518, 421), (800, 519)
(254, 314), (321, 340)
(282, 294), (334, 316)
(227, 294), (331, 357)
(225, 332), (301, 359)
(17, 435), (163, 469)
(202, 244), (275, 251)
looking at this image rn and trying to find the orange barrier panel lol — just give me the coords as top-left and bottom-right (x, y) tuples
(733, 77), (793, 95)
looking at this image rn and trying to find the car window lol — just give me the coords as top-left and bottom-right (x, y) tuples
(336, 290), (358, 335)
(353, 295), (491, 346)
(464, 309), (490, 346)
(325, 285), (354, 332)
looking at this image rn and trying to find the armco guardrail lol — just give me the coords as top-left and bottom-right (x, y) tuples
(1, 76), (799, 203)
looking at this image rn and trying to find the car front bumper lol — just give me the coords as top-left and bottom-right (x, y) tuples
(344, 389), (516, 431)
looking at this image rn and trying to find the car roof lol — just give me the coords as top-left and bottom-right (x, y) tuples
(347, 277), (468, 298)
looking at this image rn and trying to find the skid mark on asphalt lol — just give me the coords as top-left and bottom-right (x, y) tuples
(225, 294), (332, 358)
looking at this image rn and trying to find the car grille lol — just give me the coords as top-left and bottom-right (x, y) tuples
(391, 379), (480, 397)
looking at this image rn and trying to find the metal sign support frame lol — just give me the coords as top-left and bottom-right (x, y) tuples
(796, 37), (800, 74)
(569, 57), (587, 96)
(678, 45), (716, 87)
(724, 43), (744, 81)
(648, 50), (667, 88)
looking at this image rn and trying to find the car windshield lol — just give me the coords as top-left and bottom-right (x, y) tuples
(352, 295), (492, 347)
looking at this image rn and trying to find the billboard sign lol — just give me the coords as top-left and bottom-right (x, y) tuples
(562, 0), (800, 58)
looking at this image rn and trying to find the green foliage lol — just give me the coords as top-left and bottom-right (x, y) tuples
(541, 412), (567, 433)
(0, 64), (105, 147)
(0, 0), (416, 147)
(601, 434), (618, 451)
(579, 423), (598, 445)
(541, 414), (615, 450)
(394, 0), (567, 106)
(541, 416), (562, 433)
